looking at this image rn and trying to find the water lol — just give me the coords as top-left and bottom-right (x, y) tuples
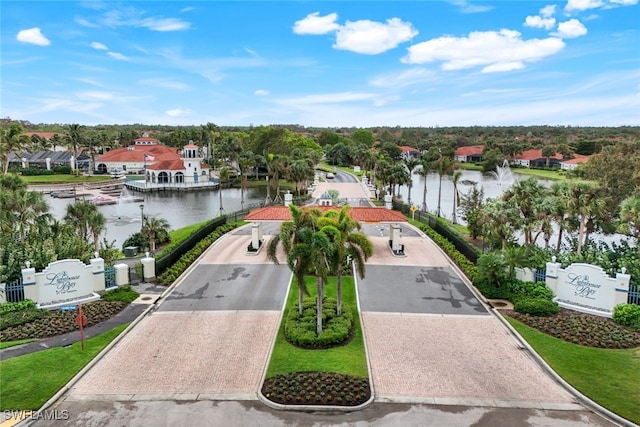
(47, 186), (267, 248)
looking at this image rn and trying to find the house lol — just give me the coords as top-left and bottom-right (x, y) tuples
(512, 149), (563, 168)
(96, 139), (211, 186)
(454, 145), (484, 163)
(559, 154), (590, 170)
(400, 146), (420, 161)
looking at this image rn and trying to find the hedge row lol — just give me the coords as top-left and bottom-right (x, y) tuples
(413, 222), (478, 282)
(156, 222), (242, 285)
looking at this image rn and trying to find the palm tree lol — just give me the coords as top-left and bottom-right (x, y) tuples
(65, 124), (85, 175)
(404, 158), (420, 206)
(88, 210), (106, 252)
(64, 200), (97, 241)
(451, 170), (462, 224)
(267, 205), (323, 315)
(548, 181), (570, 251)
(417, 158), (431, 213)
(8, 189), (50, 242)
(566, 182), (601, 255)
(435, 155), (456, 217)
(142, 216), (171, 252)
(502, 177), (546, 245)
(619, 195), (640, 254)
(1, 123), (30, 174)
(318, 206), (373, 316)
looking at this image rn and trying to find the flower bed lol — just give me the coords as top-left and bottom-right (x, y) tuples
(262, 372), (370, 406)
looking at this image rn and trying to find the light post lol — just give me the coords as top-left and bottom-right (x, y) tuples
(139, 204), (144, 231)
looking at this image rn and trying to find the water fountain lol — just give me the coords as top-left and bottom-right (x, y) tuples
(113, 187), (144, 223)
(489, 159), (514, 186)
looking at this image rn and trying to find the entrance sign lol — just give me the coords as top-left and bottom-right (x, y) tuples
(545, 261), (631, 317)
(21, 257), (104, 309)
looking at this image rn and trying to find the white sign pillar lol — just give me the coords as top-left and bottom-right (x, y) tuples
(21, 262), (37, 302)
(114, 263), (129, 286)
(284, 190), (293, 207)
(90, 253), (105, 293)
(615, 268), (631, 307)
(141, 252), (156, 282)
(251, 223), (263, 251)
(384, 194), (392, 209)
(45, 158), (51, 170)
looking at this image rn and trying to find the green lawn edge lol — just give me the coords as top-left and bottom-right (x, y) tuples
(265, 276), (368, 379)
(0, 324), (129, 410)
(506, 317), (640, 424)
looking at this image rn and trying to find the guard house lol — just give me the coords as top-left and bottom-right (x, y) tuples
(244, 205), (407, 256)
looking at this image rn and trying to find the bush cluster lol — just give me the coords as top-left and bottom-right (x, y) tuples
(262, 372), (370, 406)
(613, 304), (640, 332)
(156, 222), (242, 285)
(513, 297), (560, 317)
(101, 285), (140, 304)
(284, 297), (353, 348)
(0, 299), (36, 315)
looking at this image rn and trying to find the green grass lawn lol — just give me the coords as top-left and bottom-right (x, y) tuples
(266, 276), (368, 379)
(0, 339), (37, 350)
(0, 324), (128, 410)
(507, 317), (640, 424)
(510, 168), (568, 180)
(20, 174), (112, 184)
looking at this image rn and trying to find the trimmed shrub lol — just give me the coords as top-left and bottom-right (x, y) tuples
(508, 280), (554, 303)
(613, 304), (640, 332)
(284, 297), (353, 348)
(0, 299), (36, 315)
(514, 297), (560, 317)
(102, 285), (140, 303)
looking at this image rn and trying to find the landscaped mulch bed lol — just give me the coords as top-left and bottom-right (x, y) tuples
(262, 372), (370, 406)
(505, 308), (640, 349)
(0, 300), (127, 342)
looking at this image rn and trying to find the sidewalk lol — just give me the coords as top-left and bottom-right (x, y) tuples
(0, 282), (164, 361)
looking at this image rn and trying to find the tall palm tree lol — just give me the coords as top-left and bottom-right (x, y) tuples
(619, 195), (640, 254)
(267, 205), (323, 315)
(435, 155), (455, 217)
(548, 181), (570, 251)
(8, 189), (50, 242)
(417, 158), (431, 213)
(451, 170), (462, 224)
(502, 177), (546, 245)
(88, 211), (106, 252)
(1, 123), (30, 174)
(142, 216), (171, 252)
(65, 124), (85, 175)
(566, 182), (601, 255)
(64, 200), (97, 241)
(318, 206), (373, 316)
(404, 158), (420, 206)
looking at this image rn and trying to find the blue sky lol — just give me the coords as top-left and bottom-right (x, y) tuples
(1, 1), (638, 127)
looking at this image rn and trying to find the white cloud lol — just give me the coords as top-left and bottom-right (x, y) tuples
(254, 89), (270, 96)
(107, 52), (128, 60)
(75, 17), (98, 28)
(524, 15), (556, 30)
(609, 0), (639, 5)
(166, 108), (190, 117)
(90, 41), (108, 50)
(275, 92), (377, 106)
(16, 27), (50, 46)
(369, 68), (437, 89)
(334, 18), (418, 55)
(403, 29), (565, 73)
(75, 91), (114, 101)
(565, 0), (605, 11)
(180, 7), (195, 13)
(540, 4), (557, 17)
(554, 19), (588, 38)
(293, 12), (339, 35)
(139, 17), (190, 32)
(139, 78), (190, 90)
(449, 0), (494, 13)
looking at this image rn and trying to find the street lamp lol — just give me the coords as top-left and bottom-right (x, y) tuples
(139, 204), (144, 231)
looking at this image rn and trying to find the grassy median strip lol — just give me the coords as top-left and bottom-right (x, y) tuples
(0, 339), (37, 350)
(0, 324), (128, 410)
(266, 276), (368, 378)
(507, 317), (640, 425)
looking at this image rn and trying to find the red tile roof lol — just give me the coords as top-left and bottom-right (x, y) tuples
(400, 145), (419, 153)
(146, 159), (188, 171)
(454, 145), (484, 156)
(97, 144), (178, 163)
(24, 132), (62, 139)
(514, 149), (563, 161)
(560, 154), (590, 165)
(245, 206), (407, 223)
